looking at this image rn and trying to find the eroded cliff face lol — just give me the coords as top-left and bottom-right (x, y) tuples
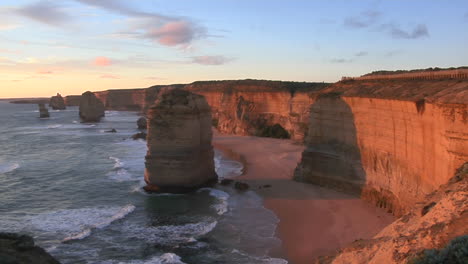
(295, 79), (468, 216)
(186, 80), (329, 140)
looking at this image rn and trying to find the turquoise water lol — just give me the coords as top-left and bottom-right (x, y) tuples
(0, 101), (286, 264)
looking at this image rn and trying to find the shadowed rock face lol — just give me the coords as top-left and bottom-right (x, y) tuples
(38, 103), (49, 118)
(49, 93), (66, 110)
(144, 89), (217, 193)
(0, 233), (60, 264)
(137, 117), (147, 129)
(79, 91), (105, 122)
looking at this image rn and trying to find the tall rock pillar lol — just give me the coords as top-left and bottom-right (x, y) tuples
(79, 91), (105, 122)
(144, 89), (217, 193)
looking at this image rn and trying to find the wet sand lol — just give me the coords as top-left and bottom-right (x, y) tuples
(213, 133), (394, 264)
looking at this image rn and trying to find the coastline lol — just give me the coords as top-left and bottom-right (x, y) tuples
(213, 133), (394, 264)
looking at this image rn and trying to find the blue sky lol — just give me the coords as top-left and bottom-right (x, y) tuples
(0, 0), (467, 97)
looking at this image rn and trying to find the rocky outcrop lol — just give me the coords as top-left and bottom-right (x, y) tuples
(64, 95), (81, 106)
(79, 91), (105, 122)
(295, 78), (468, 216)
(144, 89), (217, 193)
(0, 232), (60, 264)
(316, 163), (467, 264)
(137, 117), (147, 129)
(49, 93), (66, 110)
(38, 103), (49, 118)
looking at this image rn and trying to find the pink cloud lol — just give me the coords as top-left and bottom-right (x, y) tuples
(94, 56), (112, 66)
(146, 21), (198, 46)
(100, 74), (120, 79)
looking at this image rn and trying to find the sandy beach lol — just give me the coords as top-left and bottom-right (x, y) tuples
(213, 133), (394, 264)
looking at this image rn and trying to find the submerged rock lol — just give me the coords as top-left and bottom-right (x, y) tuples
(38, 103), (49, 118)
(234, 181), (249, 191)
(144, 89), (217, 193)
(105, 128), (117, 133)
(49, 93), (66, 110)
(131, 132), (147, 140)
(79, 91), (105, 122)
(220, 179), (234, 186)
(137, 117), (147, 130)
(0, 232), (60, 264)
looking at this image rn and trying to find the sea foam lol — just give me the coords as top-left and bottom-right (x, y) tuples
(29, 204), (136, 242)
(0, 162), (20, 174)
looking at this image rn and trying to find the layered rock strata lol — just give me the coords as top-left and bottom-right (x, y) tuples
(295, 79), (468, 216)
(49, 93), (66, 110)
(38, 103), (49, 118)
(79, 91), (105, 122)
(144, 89), (217, 192)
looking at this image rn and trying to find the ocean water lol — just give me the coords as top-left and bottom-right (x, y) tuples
(0, 101), (286, 264)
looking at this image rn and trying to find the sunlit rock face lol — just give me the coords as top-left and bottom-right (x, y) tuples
(49, 93), (66, 110)
(144, 89), (217, 193)
(295, 78), (468, 216)
(79, 91), (105, 122)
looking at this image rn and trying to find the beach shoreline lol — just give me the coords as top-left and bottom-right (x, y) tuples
(213, 133), (394, 264)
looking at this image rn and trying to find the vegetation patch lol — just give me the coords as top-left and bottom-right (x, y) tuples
(409, 235), (468, 264)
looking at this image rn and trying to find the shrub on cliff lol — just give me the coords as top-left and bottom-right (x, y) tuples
(409, 235), (468, 264)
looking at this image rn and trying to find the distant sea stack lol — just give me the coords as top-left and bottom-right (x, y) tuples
(49, 93), (66, 110)
(79, 91), (105, 122)
(38, 103), (49, 118)
(144, 89), (217, 193)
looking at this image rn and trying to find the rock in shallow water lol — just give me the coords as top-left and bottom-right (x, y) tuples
(131, 132), (147, 140)
(137, 117), (147, 129)
(38, 103), (49, 118)
(0, 232), (60, 264)
(144, 89), (217, 193)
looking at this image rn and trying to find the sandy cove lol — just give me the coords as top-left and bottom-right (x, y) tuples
(213, 133), (394, 264)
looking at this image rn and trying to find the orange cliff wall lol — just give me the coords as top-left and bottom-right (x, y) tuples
(86, 80), (329, 141)
(295, 79), (468, 216)
(186, 81), (329, 140)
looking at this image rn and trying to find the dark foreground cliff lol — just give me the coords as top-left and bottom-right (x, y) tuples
(0, 233), (60, 264)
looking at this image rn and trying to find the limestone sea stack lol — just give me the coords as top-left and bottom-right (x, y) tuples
(79, 91), (105, 122)
(49, 93), (66, 110)
(38, 103), (49, 118)
(144, 89), (217, 193)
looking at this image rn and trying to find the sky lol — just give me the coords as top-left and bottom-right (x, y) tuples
(0, 0), (467, 98)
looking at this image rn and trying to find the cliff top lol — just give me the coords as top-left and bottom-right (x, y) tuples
(322, 79), (468, 104)
(362, 66), (468, 77)
(185, 79), (331, 94)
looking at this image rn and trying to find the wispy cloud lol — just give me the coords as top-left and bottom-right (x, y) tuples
(355, 51), (368, 57)
(75, 0), (206, 47)
(329, 58), (353, 64)
(385, 50), (403, 57)
(37, 69), (53, 74)
(191, 55), (233, 65)
(15, 1), (71, 26)
(93, 56), (112, 66)
(344, 10), (381, 28)
(344, 10), (429, 39)
(100, 74), (120, 79)
(381, 23), (429, 39)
